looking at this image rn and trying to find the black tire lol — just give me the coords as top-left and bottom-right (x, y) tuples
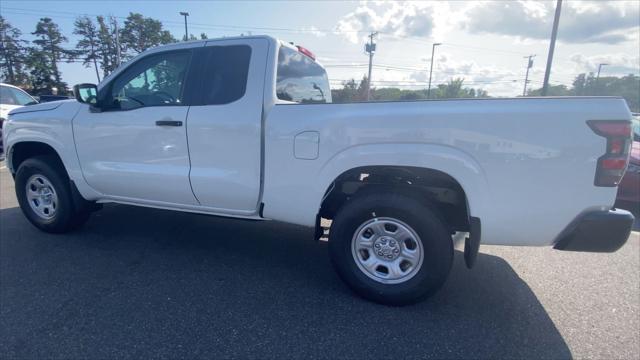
(329, 192), (453, 305)
(15, 155), (91, 233)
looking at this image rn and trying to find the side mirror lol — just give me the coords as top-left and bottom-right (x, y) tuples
(73, 83), (99, 105)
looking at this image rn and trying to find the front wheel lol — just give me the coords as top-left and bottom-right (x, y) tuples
(329, 192), (453, 305)
(15, 156), (91, 233)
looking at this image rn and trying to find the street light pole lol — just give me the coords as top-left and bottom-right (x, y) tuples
(522, 54), (535, 96)
(427, 42), (441, 99)
(595, 63), (608, 95)
(541, 0), (562, 96)
(180, 12), (189, 41)
(596, 63), (608, 81)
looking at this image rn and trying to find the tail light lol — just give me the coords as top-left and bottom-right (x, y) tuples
(588, 120), (632, 187)
(296, 45), (316, 61)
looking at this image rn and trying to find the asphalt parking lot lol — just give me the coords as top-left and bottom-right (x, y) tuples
(1, 162), (639, 359)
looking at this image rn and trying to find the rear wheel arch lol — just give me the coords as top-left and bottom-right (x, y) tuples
(318, 165), (473, 234)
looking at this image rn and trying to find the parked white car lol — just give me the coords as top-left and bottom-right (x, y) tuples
(2, 36), (635, 305)
(0, 83), (37, 153)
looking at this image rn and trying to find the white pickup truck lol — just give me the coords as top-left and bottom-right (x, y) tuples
(3, 36), (635, 305)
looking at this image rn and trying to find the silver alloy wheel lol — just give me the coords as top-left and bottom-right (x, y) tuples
(25, 174), (59, 220)
(351, 217), (424, 284)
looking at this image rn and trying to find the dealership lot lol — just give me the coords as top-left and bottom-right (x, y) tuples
(0, 162), (638, 359)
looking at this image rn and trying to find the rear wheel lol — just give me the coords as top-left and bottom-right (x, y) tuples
(329, 192), (453, 305)
(15, 156), (91, 233)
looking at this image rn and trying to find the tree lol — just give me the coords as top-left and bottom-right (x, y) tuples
(0, 16), (30, 86)
(96, 16), (121, 77)
(186, 33), (209, 41)
(526, 84), (571, 96)
(431, 78), (488, 99)
(595, 74), (639, 112)
(526, 73), (638, 111)
(26, 48), (53, 93)
(73, 16), (101, 82)
(30, 17), (74, 94)
(331, 76), (489, 103)
(120, 13), (175, 56)
(331, 76), (369, 103)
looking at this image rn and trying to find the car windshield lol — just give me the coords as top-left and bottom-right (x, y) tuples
(632, 117), (640, 138)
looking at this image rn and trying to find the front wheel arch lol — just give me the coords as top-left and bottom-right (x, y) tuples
(8, 141), (66, 177)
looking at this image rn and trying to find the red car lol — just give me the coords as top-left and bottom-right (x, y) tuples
(617, 116), (640, 207)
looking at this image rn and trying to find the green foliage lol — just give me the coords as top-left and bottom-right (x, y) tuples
(331, 77), (369, 103)
(96, 16), (121, 78)
(186, 33), (208, 41)
(527, 74), (639, 112)
(30, 17), (74, 94)
(25, 49), (53, 93)
(526, 84), (572, 96)
(0, 16), (30, 86)
(73, 16), (101, 82)
(120, 13), (176, 56)
(331, 77), (489, 103)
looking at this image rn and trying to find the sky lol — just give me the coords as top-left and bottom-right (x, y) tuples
(1, 0), (639, 97)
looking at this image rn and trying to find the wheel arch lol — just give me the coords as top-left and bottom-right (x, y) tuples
(6, 137), (101, 201)
(8, 140), (66, 176)
(312, 143), (490, 239)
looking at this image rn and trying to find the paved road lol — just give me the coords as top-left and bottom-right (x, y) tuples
(1, 163), (638, 359)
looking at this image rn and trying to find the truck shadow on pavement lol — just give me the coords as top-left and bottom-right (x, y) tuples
(1, 204), (571, 359)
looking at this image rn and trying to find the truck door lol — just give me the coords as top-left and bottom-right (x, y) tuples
(186, 38), (269, 213)
(73, 49), (199, 205)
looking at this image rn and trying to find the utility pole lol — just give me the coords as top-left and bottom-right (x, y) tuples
(365, 31), (378, 101)
(522, 55), (535, 96)
(180, 12), (190, 41)
(542, 0), (562, 96)
(427, 42), (442, 99)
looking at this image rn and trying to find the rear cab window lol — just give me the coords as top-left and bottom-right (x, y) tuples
(195, 45), (252, 105)
(276, 45), (331, 104)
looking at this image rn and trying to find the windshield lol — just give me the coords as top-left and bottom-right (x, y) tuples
(276, 46), (331, 104)
(1, 85), (36, 106)
(632, 116), (640, 140)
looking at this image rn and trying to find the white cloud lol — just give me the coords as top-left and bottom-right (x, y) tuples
(465, 0), (640, 44)
(568, 53), (640, 75)
(302, 26), (327, 38)
(335, 1), (461, 43)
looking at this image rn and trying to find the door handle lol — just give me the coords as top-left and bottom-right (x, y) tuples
(155, 120), (183, 127)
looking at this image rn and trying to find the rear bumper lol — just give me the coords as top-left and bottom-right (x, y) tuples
(553, 209), (634, 252)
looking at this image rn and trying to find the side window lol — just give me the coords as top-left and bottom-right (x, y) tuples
(199, 45), (251, 105)
(11, 88), (36, 105)
(109, 51), (191, 110)
(0, 86), (18, 105)
(276, 47), (331, 104)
